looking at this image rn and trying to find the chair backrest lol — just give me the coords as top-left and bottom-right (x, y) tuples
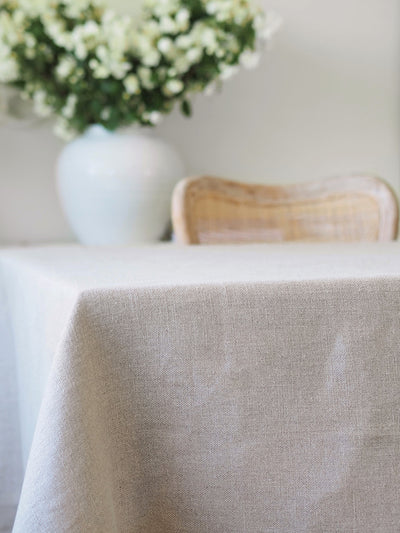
(172, 175), (398, 244)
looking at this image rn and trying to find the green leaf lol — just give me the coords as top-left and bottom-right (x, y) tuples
(181, 99), (191, 117)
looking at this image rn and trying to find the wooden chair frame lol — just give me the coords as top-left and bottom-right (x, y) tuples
(172, 175), (398, 244)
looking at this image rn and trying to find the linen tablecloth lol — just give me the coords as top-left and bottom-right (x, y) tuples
(1, 243), (400, 532)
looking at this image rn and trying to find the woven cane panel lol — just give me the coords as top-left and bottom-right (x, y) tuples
(191, 193), (380, 244)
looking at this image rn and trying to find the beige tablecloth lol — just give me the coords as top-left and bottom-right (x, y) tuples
(1, 243), (400, 532)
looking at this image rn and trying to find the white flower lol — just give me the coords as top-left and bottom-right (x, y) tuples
(186, 47), (202, 64)
(25, 48), (35, 59)
(100, 107), (111, 120)
(159, 16), (176, 34)
(0, 57), (18, 82)
(123, 74), (140, 94)
(75, 42), (88, 60)
(216, 11), (228, 23)
(141, 49), (161, 67)
(159, 38), (179, 60)
(12, 9), (25, 26)
(239, 50), (260, 69)
(61, 93), (78, 119)
(92, 63), (109, 79)
(144, 110), (163, 125)
(174, 54), (190, 74)
(56, 56), (77, 80)
(0, 11), (20, 47)
(44, 20), (67, 45)
(157, 37), (174, 55)
(54, 118), (76, 141)
(148, 0), (180, 18)
(205, 2), (218, 15)
(175, 34), (192, 50)
(64, 0), (100, 19)
(0, 41), (19, 82)
(24, 34), (36, 48)
(133, 32), (152, 53)
(141, 20), (161, 39)
(234, 8), (249, 25)
(95, 44), (108, 61)
(82, 20), (99, 37)
(17, 0), (53, 17)
(219, 64), (239, 81)
(225, 34), (240, 54)
(101, 9), (116, 25)
(33, 89), (52, 117)
(137, 66), (154, 89)
(200, 27), (218, 53)
(204, 82), (216, 96)
(175, 8), (189, 30)
(164, 79), (183, 95)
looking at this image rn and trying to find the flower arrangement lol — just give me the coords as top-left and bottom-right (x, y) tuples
(0, 0), (280, 139)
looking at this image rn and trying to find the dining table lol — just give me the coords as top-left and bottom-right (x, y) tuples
(1, 242), (400, 532)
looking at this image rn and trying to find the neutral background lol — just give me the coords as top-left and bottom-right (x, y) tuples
(0, 0), (398, 245)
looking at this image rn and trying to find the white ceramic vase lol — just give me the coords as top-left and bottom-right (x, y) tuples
(57, 125), (185, 245)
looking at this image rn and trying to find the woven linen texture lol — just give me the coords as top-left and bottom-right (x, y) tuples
(1, 244), (399, 532)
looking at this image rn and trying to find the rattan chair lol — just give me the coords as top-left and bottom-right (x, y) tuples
(172, 175), (398, 244)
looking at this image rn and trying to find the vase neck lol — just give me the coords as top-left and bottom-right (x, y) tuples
(84, 124), (153, 138)
(85, 124), (113, 138)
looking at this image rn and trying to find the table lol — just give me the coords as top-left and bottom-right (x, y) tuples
(1, 243), (400, 532)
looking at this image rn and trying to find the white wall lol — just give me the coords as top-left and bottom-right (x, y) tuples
(0, 0), (398, 245)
